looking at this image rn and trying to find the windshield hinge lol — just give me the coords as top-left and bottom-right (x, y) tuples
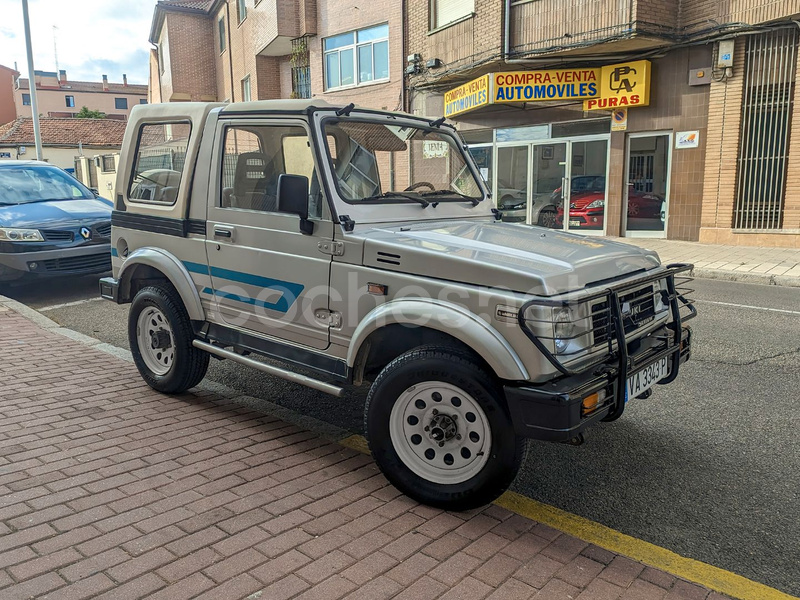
(314, 309), (342, 329)
(318, 241), (344, 256)
(339, 215), (356, 232)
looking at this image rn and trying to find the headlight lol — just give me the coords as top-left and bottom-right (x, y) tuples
(586, 199), (605, 209)
(0, 228), (44, 242)
(653, 279), (668, 313)
(553, 307), (575, 353)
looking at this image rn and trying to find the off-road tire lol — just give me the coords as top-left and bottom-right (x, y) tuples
(129, 284), (209, 394)
(365, 345), (525, 510)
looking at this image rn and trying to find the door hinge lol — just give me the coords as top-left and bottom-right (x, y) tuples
(318, 241), (344, 256)
(314, 309), (342, 328)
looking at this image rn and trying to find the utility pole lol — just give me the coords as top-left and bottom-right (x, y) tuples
(21, 0), (43, 161)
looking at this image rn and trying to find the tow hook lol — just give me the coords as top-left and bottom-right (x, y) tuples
(562, 432), (586, 446)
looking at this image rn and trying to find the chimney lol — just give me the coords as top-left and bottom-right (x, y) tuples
(123, 74), (128, 87)
(102, 74), (109, 91)
(59, 69), (67, 84)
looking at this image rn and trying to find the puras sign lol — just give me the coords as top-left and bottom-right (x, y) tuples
(583, 60), (651, 110)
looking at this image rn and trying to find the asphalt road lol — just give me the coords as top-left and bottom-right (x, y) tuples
(3, 275), (799, 595)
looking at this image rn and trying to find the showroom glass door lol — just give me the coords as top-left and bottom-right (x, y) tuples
(496, 145), (530, 224)
(566, 140), (609, 233)
(530, 143), (567, 229)
(625, 133), (671, 237)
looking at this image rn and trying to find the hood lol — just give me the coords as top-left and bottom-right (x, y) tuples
(0, 197), (112, 229)
(359, 220), (661, 296)
(569, 192), (604, 209)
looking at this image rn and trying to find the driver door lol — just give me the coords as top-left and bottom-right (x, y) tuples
(204, 119), (333, 350)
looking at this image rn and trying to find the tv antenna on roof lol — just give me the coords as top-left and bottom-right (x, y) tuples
(53, 25), (59, 75)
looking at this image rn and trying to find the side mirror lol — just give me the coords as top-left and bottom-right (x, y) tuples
(277, 174), (313, 235)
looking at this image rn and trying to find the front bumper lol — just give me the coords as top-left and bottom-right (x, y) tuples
(505, 324), (691, 441)
(0, 244), (111, 278)
(99, 276), (120, 302)
(505, 263), (696, 442)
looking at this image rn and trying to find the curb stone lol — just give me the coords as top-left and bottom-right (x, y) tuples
(691, 267), (800, 287)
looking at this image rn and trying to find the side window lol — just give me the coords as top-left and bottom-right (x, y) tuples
(221, 125), (322, 218)
(128, 122), (191, 204)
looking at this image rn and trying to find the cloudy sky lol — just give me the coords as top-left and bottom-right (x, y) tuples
(0, 0), (158, 85)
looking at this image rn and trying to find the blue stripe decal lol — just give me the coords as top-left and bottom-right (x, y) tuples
(111, 248), (118, 257)
(183, 260), (303, 314)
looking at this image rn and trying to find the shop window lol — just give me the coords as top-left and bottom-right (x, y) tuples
(323, 24), (389, 90)
(551, 119), (610, 138)
(430, 0), (475, 30)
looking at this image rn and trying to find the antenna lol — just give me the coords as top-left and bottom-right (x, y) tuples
(53, 25), (59, 75)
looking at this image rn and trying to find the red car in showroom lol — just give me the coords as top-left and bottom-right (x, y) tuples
(554, 176), (663, 230)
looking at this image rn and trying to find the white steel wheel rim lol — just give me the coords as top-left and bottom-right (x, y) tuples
(137, 306), (175, 376)
(389, 381), (492, 485)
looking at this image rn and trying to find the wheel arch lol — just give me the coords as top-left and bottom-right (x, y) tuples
(117, 247), (205, 321)
(347, 299), (529, 382)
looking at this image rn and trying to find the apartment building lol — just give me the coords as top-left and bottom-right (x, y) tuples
(13, 70), (147, 121)
(149, 0), (403, 109)
(406, 0), (800, 247)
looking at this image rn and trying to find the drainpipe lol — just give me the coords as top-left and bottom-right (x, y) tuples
(226, 2), (235, 101)
(503, 0), (511, 59)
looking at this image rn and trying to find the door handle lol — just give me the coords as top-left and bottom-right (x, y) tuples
(213, 226), (234, 239)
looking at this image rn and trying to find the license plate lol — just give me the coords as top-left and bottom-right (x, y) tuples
(569, 220), (581, 227)
(626, 357), (668, 401)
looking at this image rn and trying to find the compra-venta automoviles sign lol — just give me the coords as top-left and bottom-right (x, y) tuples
(442, 61), (651, 118)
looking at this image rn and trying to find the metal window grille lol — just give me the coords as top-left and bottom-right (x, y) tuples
(734, 28), (798, 230)
(291, 37), (311, 99)
(629, 154), (654, 193)
(101, 155), (116, 173)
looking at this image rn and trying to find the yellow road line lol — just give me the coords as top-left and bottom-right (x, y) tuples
(339, 433), (797, 600)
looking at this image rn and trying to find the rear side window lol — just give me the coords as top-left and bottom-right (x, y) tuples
(128, 122), (191, 204)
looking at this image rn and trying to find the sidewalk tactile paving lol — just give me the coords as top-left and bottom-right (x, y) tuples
(0, 306), (737, 600)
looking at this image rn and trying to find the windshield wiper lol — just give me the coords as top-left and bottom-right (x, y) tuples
(420, 190), (481, 206)
(360, 192), (429, 208)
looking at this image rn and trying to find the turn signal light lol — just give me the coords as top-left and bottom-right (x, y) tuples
(582, 393), (599, 412)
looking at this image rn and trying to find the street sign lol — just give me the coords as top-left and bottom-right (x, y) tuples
(611, 108), (628, 131)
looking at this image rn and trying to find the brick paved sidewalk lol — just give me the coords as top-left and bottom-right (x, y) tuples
(0, 304), (732, 600)
(610, 237), (800, 287)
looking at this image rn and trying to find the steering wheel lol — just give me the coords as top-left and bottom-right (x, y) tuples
(404, 182), (436, 192)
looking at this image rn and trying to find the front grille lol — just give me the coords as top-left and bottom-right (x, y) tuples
(42, 253), (111, 273)
(592, 285), (656, 346)
(41, 230), (74, 242)
(95, 222), (112, 238)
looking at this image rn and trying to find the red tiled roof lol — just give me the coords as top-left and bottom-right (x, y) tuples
(16, 78), (147, 95)
(159, 0), (216, 12)
(0, 117), (126, 148)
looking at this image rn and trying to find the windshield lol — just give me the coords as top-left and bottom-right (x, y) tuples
(0, 165), (94, 205)
(323, 119), (483, 205)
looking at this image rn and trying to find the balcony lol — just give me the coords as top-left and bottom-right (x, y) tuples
(508, 0), (679, 59)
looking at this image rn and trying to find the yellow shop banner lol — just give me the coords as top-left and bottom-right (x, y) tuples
(444, 75), (490, 118)
(493, 69), (600, 103)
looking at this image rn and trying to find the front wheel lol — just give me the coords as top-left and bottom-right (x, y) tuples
(129, 284), (209, 394)
(365, 346), (525, 510)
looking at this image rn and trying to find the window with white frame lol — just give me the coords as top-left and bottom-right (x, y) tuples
(323, 23), (389, 91)
(241, 75), (251, 102)
(237, 0), (246, 23)
(430, 0), (474, 30)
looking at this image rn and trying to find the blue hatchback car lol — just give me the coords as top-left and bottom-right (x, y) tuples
(0, 161), (113, 283)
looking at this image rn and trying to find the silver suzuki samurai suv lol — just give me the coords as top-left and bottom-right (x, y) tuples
(100, 100), (695, 510)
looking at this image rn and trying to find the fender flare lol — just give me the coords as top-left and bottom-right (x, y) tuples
(118, 247), (205, 321)
(346, 298), (529, 381)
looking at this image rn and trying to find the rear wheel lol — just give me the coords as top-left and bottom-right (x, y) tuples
(538, 208), (557, 228)
(129, 284), (209, 394)
(365, 346), (525, 510)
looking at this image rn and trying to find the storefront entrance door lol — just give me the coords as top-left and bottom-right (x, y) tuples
(624, 134), (671, 237)
(528, 139), (609, 233)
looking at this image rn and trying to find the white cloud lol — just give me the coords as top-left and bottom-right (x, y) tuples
(0, 0), (158, 85)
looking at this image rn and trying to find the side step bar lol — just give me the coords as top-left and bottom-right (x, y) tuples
(192, 340), (344, 398)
